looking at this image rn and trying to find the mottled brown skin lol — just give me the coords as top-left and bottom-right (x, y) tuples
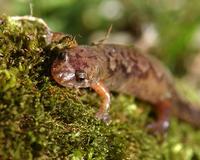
(51, 44), (200, 134)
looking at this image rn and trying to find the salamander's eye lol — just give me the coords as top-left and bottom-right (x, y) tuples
(75, 70), (86, 82)
(58, 52), (66, 60)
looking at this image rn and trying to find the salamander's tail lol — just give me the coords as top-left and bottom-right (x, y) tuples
(172, 94), (200, 128)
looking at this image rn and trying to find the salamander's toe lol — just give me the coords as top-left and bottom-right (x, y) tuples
(95, 112), (110, 124)
(146, 120), (169, 136)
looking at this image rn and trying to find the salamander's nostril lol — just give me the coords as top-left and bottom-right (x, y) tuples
(58, 52), (66, 60)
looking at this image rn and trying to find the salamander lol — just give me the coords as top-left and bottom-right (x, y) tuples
(51, 40), (200, 134)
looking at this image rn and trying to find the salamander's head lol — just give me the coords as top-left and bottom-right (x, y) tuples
(51, 47), (98, 88)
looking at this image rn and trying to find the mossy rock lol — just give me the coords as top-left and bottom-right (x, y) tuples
(0, 15), (200, 160)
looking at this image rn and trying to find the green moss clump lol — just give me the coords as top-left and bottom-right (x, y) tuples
(0, 15), (200, 160)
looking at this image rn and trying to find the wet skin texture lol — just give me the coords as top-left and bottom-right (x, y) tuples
(51, 44), (200, 134)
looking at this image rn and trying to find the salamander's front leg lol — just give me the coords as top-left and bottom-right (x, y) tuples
(91, 81), (110, 123)
(147, 100), (172, 135)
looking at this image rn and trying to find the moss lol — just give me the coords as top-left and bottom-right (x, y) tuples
(0, 15), (200, 160)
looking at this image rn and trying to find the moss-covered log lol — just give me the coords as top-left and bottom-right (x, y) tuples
(0, 15), (200, 160)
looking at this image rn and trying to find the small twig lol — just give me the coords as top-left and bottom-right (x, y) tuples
(92, 24), (113, 45)
(29, 0), (33, 16)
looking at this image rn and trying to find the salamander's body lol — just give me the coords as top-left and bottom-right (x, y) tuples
(51, 43), (200, 134)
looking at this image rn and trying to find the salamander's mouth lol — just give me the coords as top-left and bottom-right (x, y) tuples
(51, 59), (76, 87)
(55, 72), (76, 87)
(57, 72), (75, 82)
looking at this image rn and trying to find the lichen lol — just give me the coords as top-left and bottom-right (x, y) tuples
(0, 15), (200, 160)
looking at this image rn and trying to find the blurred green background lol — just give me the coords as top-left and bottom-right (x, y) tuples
(2, 0), (200, 78)
(1, 1), (200, 159)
